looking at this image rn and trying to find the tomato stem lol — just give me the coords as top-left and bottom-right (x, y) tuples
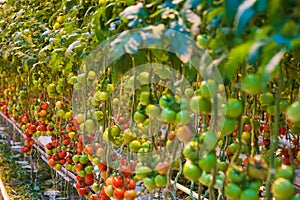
(265, 67), (282, 199)
(250, 95), (257, 157)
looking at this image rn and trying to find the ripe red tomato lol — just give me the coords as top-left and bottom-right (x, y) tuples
(125, 178), (136, 190)
(77, 187), (88, 196)
(113, 188), (125, 199)
(112, 176), (124, 188)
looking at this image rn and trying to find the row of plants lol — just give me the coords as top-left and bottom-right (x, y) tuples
(0, 0), (300, 199)
(0, 142), (54, 199)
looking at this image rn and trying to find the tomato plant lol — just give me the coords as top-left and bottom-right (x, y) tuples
(0, 0), (300, 199)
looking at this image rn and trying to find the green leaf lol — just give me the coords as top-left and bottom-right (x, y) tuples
(225, 0), (240, 25)
(290, 37), (300, 49)
(222, 41), (253, 81)
(234, 0), (256, 35)
(184, 10), (201, 36)
(261, 49), (285, 85)
(254, 0), (268, 13)
(119, 2), (146, 28)
(140, 24), (165, 46)
(184, 0), (202, 9)
(248, 41), (265, 65)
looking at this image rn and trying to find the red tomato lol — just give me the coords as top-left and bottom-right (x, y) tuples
(112, 176), (124, 188)
(77, 187), (88, 196)
(113, 188), (125, 199)
(125, 178), (136, 190)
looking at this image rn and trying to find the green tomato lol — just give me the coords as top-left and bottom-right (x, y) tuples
(241, 131), (251, 144)
(140, 91), (150, 106)
(154, 175), (167, 187)
(225, 98), (243, 119)
(123, 128), (137, 144)
(199, 171), (211, 186)
(248, 181), (261, 193)
(259, 92), (274, 105)
(183, 141), (200, 161)
(226, 166), (245, 184)
(160, 107), (176, 123)
(198, 152), (217, 171)
(99, 91), (109, 101)
(109, 125), (120, 137)
(183, 160), (202, 181)
(72, 155), (80, 163)
(143, 177), (156, 190)
(175, 110), (192, 125)
(196, 34), (208, 48)
(218, 161), (228, 172)
(273, 178), (295, 200)
(240, 189), (259, 200)
(135, 166), (152, 180)
(159, 94), (175, 108)
(134, 111), (146, 123)
(84, 119), (96, 132)
(225, 183), (242, 200)
(78, 170), (86, 177)
(178, 98), (190, 110)
(146, 104), (160, 118)
(189, 96), (211, 114)
(219, 117), (236, 137)
(276, 165), (294, 182)
(79, 154), (89, 165)
(201, 130), (218, 148)
(84, 166), (94, 174)
(241, 74), (262, 95)
(93, 110), (103, 121)
(199, 82), (210, 99)
(286, 101), (300, 123)
(129, 140), (142, 152)
(280, 100), (290, 112)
